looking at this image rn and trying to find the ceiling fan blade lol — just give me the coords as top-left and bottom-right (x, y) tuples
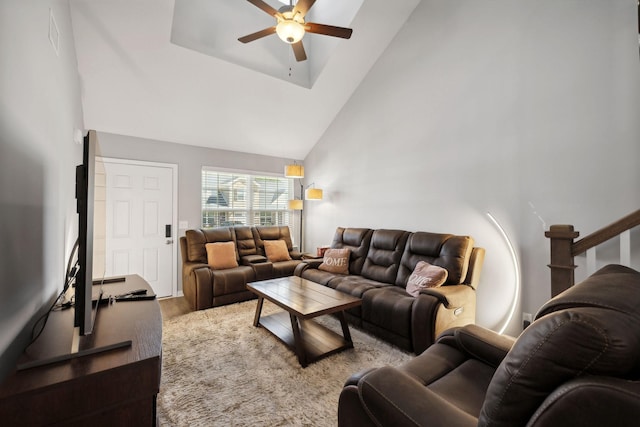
(292, 0), (316, 18)
(238, 26), (276, 43)
(246, 0), (281, 18)
(305, 22), (353, 39)
(292, 41), (307, 62)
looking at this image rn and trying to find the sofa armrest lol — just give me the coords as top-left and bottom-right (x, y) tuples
(463, 247), (485, 289)
(412, 285), (477, 354)
(454, 324), (515, 368)
(343, 368), (377, 388)
(289, 250), (303, 260)
(241, 254), (268, 265)
(411, 293), (441, 353)
(346, 366), (478, 427)
(183, 261), (209, 275)
(182, 265), (214, 311)
(294, 258), (324, 277)
(419, 284), (473, 308)
(303, 259), (324, 269)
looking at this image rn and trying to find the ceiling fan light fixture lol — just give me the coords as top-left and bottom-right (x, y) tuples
(239, 0), (354, 62)
(276, 19), (305, 44)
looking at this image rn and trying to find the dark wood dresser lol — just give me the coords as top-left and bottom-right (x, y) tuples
(0, 275), (162, 426)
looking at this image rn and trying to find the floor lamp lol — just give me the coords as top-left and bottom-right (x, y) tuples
(284, 164), (322, 253)
(288, 198), (303, 251)
(285, 164), (305, 251)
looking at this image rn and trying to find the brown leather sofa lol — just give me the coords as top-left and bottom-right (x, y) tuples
(295, 227), (485, 354)
(338, 264), (640, 427)
(180, 225), (303, 310)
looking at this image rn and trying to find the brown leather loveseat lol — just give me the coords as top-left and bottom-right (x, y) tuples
(295, 227), (485, 354)
(180, 225), (303, 310)
(338, 264), (640, 427)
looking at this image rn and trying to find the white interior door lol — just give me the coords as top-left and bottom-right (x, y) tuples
(102, 159), (177, 297)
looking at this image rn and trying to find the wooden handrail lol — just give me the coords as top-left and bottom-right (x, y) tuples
(546, 209), (640, 297)
(572, 209), (640, 256)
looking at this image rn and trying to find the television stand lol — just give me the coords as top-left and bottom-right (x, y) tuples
(0, 275), (162, 426)
(16, 332), (131, 371)
(17, 290), (132, 372)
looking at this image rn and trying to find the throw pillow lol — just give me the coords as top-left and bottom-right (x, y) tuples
(406, 261), (448, 297)
(264, 240), (291, 262)
(318, 248), (350, 275)
(205, 241), (239, 270)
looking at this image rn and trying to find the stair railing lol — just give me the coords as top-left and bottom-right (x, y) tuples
(545, 209), (640, 297)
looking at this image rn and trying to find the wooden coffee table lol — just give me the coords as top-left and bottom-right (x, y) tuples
(246, 276), (362, 367)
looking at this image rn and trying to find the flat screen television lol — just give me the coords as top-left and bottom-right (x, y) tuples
(11, 130), (129, 372)
(70, 131), (130, 360)
(75, 130), (98, 336)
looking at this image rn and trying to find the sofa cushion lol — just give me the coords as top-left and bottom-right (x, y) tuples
(264, 240), (292, 262)
(325, 275), (390, 323)
(330, 228), (373, 275)
(397, 232), (474, 287)
(406, 261), (448, 297)
(301, 268), (340, 286)
(330, 275), (390, 297)
(361, 229), (410, 284)
(253, 226), (295, 255)
(362, 286), (414, 341)
(272, 259), (302, 277)
(206, 241), (239, 270)
(211, 265), (256, 296)
(185, 229), (208, 263)
(234, 226), (258, 258)
(319, 248), (350, 274)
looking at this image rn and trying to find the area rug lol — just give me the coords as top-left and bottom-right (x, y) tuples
(157, 300), (412, 426)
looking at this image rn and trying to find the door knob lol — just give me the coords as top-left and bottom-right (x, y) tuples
(166, 239), (174, 245)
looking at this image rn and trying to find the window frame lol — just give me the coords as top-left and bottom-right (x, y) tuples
(201, 167), (294, 230)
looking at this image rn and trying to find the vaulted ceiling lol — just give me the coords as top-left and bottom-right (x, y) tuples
(69, 0), (421, 159)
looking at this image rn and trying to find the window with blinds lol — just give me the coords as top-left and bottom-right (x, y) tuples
(201, 169), (293, 229)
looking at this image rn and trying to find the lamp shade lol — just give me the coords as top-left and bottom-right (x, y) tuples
(305, 188), (323, 200)
(288, 199), (303, 210)
(284, 164), (304, 178)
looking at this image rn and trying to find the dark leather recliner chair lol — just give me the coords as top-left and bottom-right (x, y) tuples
(338, 264), (640, 427)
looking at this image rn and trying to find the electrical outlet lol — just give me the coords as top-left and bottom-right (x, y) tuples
(522, 312), (533, 330)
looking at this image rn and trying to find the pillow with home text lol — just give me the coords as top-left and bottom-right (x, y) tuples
(318, 248), (350, 275)
(406, 261), (448, 297)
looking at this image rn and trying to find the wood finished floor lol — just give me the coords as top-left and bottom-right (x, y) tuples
(158, 296), (191, 321)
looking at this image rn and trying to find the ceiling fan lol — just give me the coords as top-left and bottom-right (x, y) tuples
(238, 0), (353, 62)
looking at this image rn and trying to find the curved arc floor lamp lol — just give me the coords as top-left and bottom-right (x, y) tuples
(486, 212), (521, 335)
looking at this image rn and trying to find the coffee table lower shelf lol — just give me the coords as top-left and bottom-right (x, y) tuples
(258, 311), (353, 367)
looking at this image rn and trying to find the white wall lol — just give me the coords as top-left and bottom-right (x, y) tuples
(303, 0), (640, 335)
(95, 132), (303, 291)
(0, 0), (84, 377)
